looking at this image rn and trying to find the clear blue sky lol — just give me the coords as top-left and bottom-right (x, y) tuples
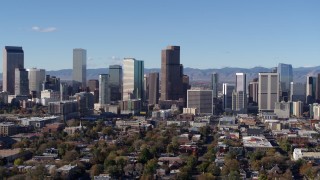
(0, 0), (319, 71)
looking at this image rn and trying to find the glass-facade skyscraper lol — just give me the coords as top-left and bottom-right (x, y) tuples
(3, 46), (24, 95)
(122, 58), (144, 101)
(109, 65), (122, 101)
(73, 48), (87, 90)
(278, 63), (293, 101)
(211, 73), (219, 98)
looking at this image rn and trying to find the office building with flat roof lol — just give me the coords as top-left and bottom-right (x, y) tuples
(122, 58), (144, 101)
(73, 48), (87, 90)
(3, 46), (24, 94)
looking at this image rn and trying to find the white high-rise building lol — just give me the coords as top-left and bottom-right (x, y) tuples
(122, 58), (144, 101)
(28, 68), (45, 98)
(292, 101), (303, 118)
(258, 72), (279, 111)
(73, 48), (87, 89)
(99, 74), (110, 105)
(232, 73), (247, 113)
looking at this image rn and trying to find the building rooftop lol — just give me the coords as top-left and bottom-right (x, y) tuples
(242, 136), (273, 148)
(0, 122), (16, 126)
(0, 148), (22, 157)
(19, 116), (58, 122)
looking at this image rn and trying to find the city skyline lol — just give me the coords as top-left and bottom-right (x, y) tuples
(0, 1), (319, 71)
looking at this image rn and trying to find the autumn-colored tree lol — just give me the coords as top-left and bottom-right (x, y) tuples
(90, 164), (104, 178)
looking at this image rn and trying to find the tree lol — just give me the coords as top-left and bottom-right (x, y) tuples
(197, 173), (215, 180)
(138, 148), (153, 164)
(228, 171), (240, 180)
(14, 158), (23, 166)
(199, 126), (211, 138)
(281, 169), (293, 180)
(63, 150), (79, 162)
(299, 163), (316, 180)
(197, 161), (210, 174)
(124, 164), (135, 176)
(90, 164), (104, 178)
(0, 167), (8, 179)
(207, 164), (220, 176)
(26, 165), (47, 180)
(143, 159), (158, 175)
(278, 139), (291, 153)
(221, 159), (239, 175)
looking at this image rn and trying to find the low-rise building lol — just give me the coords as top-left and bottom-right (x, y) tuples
(242, 136), (273, 151)
(0, 122), (19, 136)
(20, 116), (58, 128)
(293, 148), (320, 161)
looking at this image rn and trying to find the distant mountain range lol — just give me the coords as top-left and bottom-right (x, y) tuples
(2, 66), (320, 83)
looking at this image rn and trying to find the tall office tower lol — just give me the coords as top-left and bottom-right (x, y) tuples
(15, 68), (29, 95)
(182, 75), (191, 106)
(60, 83), (69, 101)
(73, 48), (87, 90)
(3, 46), (24, 94)
(122, 58), (144, 101)
(99, 74), (110, 105)
(306, 76), (317, 104)
(88, 79), (99, 92)
(258, 73), (279, 111)
(232, 73), (247, 113)
(144, 75), (148, 102)
(148, 72), (159, 105)
(160, 46), (184, 101)
(109, 65), (122, 101)
(211, 73), (219, 98)
(28, 68), (45, 98)
(290, 82), (306, 102)
(187, 90), (213, 115)
(42, 75), (60, 91)
(316, 73), (320, 101)
(278, 63), (293, 101)
(222, 83), (235, 111)
(249, 78), (259, 104)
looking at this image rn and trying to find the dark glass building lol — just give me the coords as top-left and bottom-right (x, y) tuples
(3, 46), (24, 95)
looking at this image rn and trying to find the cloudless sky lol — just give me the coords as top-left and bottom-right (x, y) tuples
(0, 0), (319, 71)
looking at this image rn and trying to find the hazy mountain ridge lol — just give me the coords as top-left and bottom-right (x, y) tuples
(1, 66), (320, 83)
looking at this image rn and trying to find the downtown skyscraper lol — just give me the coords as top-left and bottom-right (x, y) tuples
(122, 58), (144, 101)
(160, 46), (184, 101)
(73, 48), (87, 90)
(232, 73), (247, 113)
(109, 65), (122, 102)
(278, 63), (293, 101)
(28, 68), (45, 98)
(99, 74), (110, 105)
(211, 73), (219, 99)
(147, 72), (159, 105)
(3, 46), (24, 95)
(258, 72), (279, 111)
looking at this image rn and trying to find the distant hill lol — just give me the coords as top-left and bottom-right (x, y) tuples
(1, 66), (320, 83)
